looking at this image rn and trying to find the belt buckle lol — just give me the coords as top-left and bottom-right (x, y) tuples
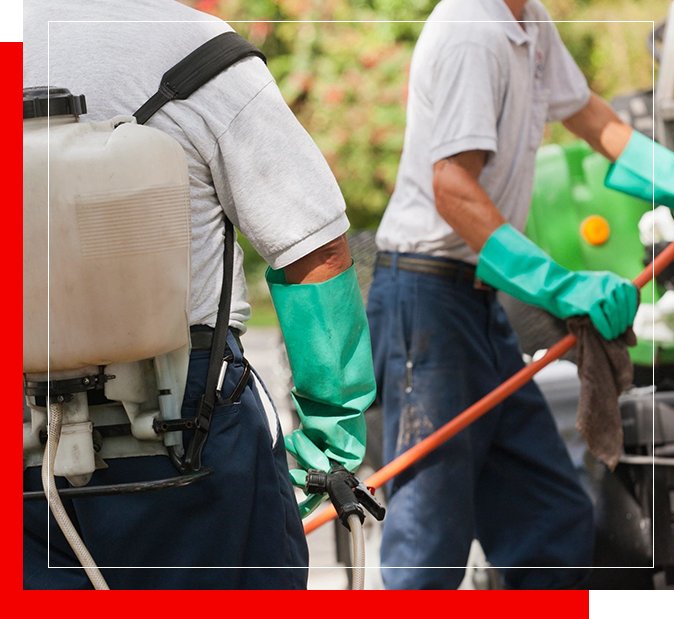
(473, 277), (493, 292)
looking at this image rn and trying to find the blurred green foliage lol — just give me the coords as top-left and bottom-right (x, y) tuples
(181, 0), (663, 323)
(184, 0), (660, 228)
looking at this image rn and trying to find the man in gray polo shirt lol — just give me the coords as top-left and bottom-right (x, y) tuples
(370, 0), (651, 589)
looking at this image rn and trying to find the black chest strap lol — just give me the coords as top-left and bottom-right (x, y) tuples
(134, 31), (266, 474)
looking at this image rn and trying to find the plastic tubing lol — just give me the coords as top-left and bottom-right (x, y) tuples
(42, 401), (110, 590)
(348, 514), (365, 590)
(305, 241), (674, 535)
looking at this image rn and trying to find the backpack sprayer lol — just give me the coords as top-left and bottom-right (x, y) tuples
(23, 33), (266, 590)
(23, 85), (196, 591)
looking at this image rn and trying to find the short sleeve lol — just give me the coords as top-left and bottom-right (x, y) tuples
(543, 24), (591, 123)
(430, 42), (505, 164)
(209, 82), (350, 270)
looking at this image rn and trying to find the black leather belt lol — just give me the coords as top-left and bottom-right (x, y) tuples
(190, 326), (243, 353)
(375, 253), (495, 291)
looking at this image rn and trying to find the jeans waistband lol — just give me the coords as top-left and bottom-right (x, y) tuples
(375, 252), (495, 292)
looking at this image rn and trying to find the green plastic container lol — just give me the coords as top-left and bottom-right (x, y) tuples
(527, 141), (669, 366)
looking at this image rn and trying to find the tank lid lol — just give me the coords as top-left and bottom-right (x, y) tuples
(23, 87), (87, 119)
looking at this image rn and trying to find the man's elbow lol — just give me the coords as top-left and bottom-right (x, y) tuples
(432, 164), (445, 206)
(432, 161), (464, 217)
(283, 234), (352, 284)
(311, 234), (352, 271)
(432, 151), (486, 211)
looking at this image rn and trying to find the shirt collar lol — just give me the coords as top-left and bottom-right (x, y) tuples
(480, 0), (533, 46)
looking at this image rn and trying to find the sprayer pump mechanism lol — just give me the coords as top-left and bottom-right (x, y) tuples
(305, 463), (386, 529)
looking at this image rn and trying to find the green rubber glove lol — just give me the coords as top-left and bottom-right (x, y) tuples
(476, 224), (638, 341)
(604, 130), (674, 209)
(266, 262), (376, 518)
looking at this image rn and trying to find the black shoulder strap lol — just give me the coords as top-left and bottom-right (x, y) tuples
(133, 31), (266, 474)
(133, 31), (266, 125)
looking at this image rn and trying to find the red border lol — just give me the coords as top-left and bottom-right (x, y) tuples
(9, 40), (24, 595)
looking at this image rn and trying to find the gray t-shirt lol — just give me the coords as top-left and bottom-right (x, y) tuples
(376, 0), (591, 264)
(24, 0), (350, 332)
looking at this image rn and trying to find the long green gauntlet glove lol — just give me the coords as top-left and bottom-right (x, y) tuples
(266, 262), (376, 518)
(476, 224), (638, 341)
(604, 130), (674, 209)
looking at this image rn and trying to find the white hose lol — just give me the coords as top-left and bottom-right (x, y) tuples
(347, 514), (365, 590)
(619, 454), (674, 466)
(42, 401), (110, 590)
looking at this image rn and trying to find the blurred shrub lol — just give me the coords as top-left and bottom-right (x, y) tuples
(184, 0), (660, 228)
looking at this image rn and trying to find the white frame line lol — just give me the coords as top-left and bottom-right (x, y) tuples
(43, 16), (657, 574)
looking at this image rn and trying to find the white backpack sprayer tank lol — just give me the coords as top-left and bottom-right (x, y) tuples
(24, 90), (191, 375)
(23, 86), (193, 474)
(23, 88), (196, 588)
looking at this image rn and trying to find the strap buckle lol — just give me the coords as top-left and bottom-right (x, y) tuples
(180, 395), (213, 474)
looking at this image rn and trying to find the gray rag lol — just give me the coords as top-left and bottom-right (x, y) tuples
(566, 317), (637, 470)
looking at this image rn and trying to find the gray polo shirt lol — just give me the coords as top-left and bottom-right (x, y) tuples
(24, 0), (349, 332)
(376, 0), (591, 263)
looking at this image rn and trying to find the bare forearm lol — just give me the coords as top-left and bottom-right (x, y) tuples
(283, 234), (352, 284)
(433, 153), (506, 253)
(562, 93), (632, 162)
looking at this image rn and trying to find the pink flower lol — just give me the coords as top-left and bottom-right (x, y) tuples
(360, 50), (380, 69)
(324, 85), (345, 105)
(195, 0), (219, 15)
(250, 21), (272, 41)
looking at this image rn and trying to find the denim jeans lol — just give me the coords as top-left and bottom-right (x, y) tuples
(367, 253), (594, 590)
(24, 331), (308, 590)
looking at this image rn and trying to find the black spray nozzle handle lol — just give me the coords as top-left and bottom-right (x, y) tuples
(305, 464), (386, 529)
(352, 480), (386, 522)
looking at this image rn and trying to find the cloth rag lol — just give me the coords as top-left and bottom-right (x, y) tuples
(566, 317), (637, 470)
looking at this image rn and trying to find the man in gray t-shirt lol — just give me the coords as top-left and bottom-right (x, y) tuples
(25, 3), (349, 332)
(24, 0), (375, 590)
(370, 0), (644, 589)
